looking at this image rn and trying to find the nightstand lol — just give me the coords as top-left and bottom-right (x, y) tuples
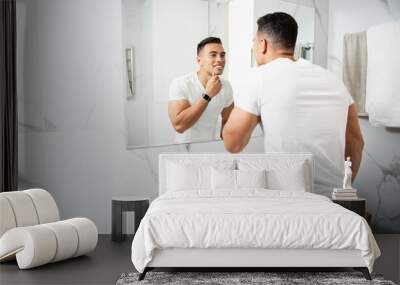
(332, 198), (366, 218)
(112, 196), (149, 242)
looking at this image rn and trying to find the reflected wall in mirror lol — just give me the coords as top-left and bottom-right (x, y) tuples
(122, 0), (315, 148)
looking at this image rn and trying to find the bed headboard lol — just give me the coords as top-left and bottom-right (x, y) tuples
(159, 153), (314, 195)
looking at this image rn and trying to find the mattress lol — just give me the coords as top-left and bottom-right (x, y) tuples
(131, 189), (380, 273)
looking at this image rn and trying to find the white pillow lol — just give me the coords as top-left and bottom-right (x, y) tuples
(266, 164), (306, 191)
(236, 169), (267, 189)
(211, 169), (268, 190)
(237, 159), (308, 191)
(167, 159), (235, 192)
(167, 162), (210, 191)
(211, 168), (236, 190)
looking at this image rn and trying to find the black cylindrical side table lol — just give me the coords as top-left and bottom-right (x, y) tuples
(112, 196), (149, 242)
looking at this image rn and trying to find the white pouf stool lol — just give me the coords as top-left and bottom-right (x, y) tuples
(0, 189), (98, 269)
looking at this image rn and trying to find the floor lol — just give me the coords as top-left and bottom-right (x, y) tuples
(0, 235), (399, 285)
(0, 235), (133, 285)
(374, 234), (400, 284)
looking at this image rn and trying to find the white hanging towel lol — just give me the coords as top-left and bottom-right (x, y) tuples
(342, 32), (368, 114)
(366, 21), (400, 127)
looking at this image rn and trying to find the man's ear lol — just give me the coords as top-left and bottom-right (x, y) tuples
(196, 55), (201, 65)
(261, 39), (268, 54)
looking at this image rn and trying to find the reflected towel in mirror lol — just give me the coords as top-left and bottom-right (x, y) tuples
(342, 31), (368, 115)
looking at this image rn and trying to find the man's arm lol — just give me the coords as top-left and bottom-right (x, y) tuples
(168, 98), (209, 133)
(220, 103), (234, 138)
(345, 104), (364, 180)
(222, 107), (259, 153)
(168, 73), (222, 134)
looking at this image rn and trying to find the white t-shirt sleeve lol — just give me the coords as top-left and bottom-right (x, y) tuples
(168, 78), (187, 101)
(341, 82), (354, 106)
(223, 81), (234, 108)
(346, 89), (354, 106)
(234, 69), (260, 116)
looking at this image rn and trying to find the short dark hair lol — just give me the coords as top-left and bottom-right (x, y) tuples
(197, 37), (222, 55)
(257, 12), (298, 50)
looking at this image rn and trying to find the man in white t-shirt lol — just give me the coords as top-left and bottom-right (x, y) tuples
(168, 37), (234, 143)
(222, 12), (364, 195)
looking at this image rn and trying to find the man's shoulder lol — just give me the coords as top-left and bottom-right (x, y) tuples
(171, 72), (196, 86)
(310, 63), (347, 87)
(297, 59), (337, 77)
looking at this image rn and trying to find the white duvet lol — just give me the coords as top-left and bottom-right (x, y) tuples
(131, 190), (380, 273)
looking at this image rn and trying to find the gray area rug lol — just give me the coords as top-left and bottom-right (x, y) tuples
(116, 271), (396, 285)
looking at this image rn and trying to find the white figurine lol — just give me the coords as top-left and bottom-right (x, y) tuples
(343, 157), (353, 189)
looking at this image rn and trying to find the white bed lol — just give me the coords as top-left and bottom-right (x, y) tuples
(131, 153), (380, 280)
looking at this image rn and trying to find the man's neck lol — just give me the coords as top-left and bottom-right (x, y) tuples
(261, 50), (294, 65)
(197, 69), (211, 88)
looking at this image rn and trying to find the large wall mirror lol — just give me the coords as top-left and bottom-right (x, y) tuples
(122, 0), (315, 148)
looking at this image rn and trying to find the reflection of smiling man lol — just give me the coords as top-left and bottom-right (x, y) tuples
(168, 37), (234, 143)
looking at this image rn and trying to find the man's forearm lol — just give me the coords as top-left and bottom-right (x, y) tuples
(220, 103), (234, 139)
(173, 98), (208, 133)
(344, 104), (364, 181)
(222, 108), (259, 153)
(223, 129), (251, 153)
(220, 118), (227, 139)
(345, 136), (364, 180)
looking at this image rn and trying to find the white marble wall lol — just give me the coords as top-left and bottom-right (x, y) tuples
(17, 0), (128, 234)
(16, 0), (329, 234)
(328, 0), (400, 233)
